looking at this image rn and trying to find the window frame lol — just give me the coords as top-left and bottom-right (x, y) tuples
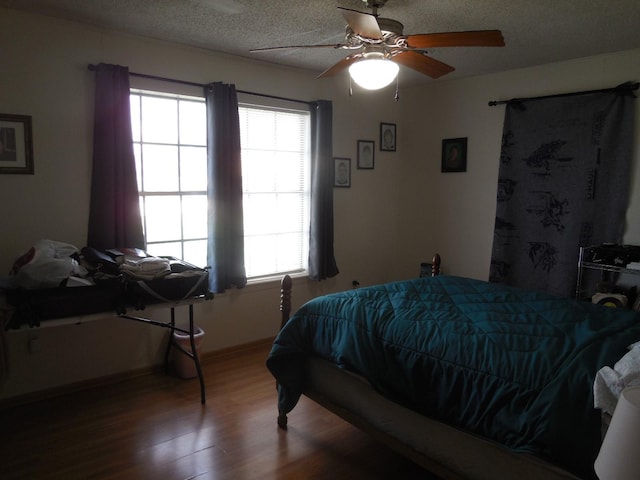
(237, 101), (312, 281)
(130, 89), (208, 267)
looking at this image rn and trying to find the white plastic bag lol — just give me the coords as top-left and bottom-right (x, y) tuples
(11, 239), (86, 289)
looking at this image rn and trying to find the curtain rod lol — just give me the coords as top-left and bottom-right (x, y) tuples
(87, 64), (315, 107)
(488, 81), (639, 107)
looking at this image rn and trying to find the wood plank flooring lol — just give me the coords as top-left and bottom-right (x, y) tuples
(0, 339), (437, 479)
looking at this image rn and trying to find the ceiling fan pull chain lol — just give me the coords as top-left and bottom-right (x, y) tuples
(394, 73), (400, 101)
(349, 75), (353, 97)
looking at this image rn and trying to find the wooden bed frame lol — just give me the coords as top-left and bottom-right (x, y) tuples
(279, 254), (442, 332)
(276, 254), (582, 480)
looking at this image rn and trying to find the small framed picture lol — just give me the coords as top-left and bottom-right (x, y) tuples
(334, 157), (351, 188)
(0, 114), (34, 174)
(441, 137), (467, 173)
(357, 140), (375, 169)
(380, 123), (396, 151)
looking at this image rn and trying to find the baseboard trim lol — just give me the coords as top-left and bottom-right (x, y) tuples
(0, 336), (275, 409)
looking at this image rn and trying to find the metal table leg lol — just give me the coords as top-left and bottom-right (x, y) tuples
(119, 303), (206, 404)
(188, 304), (206, 404)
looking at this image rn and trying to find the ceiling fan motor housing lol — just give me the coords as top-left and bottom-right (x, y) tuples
(362, 0), (389, 8)
(377, 18), (404, 36)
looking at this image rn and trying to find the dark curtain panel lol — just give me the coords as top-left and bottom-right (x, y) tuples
(308, 100), (339, 281)
(490, 90), (635, 297)
(87, 63), (145, 250)
(205, 82), (247, 293)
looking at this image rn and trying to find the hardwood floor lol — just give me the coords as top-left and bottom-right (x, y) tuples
(0, 339), (437, 479)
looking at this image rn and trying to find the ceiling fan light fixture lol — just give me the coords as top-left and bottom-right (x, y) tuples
(349, 57), (399, 90)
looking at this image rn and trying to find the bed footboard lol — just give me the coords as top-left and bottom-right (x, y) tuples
(276, 253), (442, 430)
(279, 253), (441, 329)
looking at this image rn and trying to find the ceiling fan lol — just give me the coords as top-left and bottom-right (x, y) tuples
(250, 0), (505, 90)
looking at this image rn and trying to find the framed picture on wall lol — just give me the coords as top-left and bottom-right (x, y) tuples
(441, 137), (467, 173)
(0, 114), (34, 175)
(357, 140), (375, 169)
(334, 157), (351, 187)
(380, 123), (396, 151)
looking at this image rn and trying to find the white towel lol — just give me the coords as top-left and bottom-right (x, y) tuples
(594, 342), (640, 416)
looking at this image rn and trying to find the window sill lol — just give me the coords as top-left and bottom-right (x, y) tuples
(246, 270), (308, 287)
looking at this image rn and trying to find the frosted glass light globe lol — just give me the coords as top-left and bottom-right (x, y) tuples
(349, 59), (399, 90)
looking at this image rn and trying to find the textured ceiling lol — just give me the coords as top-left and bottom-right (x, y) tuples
(3, 0), (640, 86)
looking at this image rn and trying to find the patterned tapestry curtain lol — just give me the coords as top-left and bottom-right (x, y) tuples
(204, 82), (247, 293)
(87, 63), (145, 250)
(490, 86), (636, 297)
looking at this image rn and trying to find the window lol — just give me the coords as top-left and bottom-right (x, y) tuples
(238, 104), (310, 279)
(130, 90), (208, 267)
(130, 90), (310, 279)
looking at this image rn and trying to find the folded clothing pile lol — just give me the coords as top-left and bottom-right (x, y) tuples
(594, 341), (640, 417)
(120, 257), (171, 280)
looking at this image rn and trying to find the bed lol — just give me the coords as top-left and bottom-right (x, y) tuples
(266, 255), (640, 480)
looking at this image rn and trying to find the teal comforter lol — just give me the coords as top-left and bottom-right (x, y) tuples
(266, 276), (640, 479)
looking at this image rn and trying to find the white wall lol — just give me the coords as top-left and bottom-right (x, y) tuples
(1, 7), (639, 401)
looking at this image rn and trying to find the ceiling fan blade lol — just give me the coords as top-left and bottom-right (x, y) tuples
(393, 51), (455, 79)
(317, 56), (359, 79)
(250, 43), (346, 52)
(338, 7), (382, 39)
(406, 30), (505, 49)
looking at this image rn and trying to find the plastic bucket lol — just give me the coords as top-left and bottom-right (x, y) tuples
(172, 327), (205, 379)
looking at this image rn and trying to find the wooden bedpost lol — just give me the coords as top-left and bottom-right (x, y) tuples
(280, 274), (292, 330)
(278, 274), (293, 430)
(432, 253), (441, 276)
